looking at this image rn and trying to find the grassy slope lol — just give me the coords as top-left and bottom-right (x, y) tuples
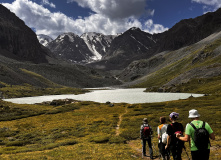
(0, 67), (89, 98)
(0, 94), (220, 159)
(133, 37), (221, 94)
(0, 84), (88, 98)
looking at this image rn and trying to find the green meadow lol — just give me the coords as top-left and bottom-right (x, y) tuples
(0, 91), (220, 159)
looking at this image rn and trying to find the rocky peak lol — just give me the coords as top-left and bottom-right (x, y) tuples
(47, 32), (94, 63)
(128, 27), (142, 32)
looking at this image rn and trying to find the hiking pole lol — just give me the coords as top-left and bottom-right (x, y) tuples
(183, 146), (190, 160)
(141, 140), (144, 159)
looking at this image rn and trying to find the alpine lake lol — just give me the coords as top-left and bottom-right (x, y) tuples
(4, 88), (204, 104)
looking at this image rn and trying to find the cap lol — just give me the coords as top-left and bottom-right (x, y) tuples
(143, 118), (148, 123)
(169, 112), (179, 119)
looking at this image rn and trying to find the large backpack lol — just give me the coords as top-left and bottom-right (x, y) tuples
(189, 121), (210, 150)
(142, 124), (151, 138)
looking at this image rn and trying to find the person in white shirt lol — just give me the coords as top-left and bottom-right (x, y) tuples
(157, 116), (169, 160)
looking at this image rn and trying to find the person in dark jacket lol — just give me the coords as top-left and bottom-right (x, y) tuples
(165, 112), (184, 160)
(140, 118), (153, 159)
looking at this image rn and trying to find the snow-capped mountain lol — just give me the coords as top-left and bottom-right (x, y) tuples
(80, 32), (117, 61)
(46, 32), (117, 63)
(37, 34), (53, 46)
(46, 32), (95, 63)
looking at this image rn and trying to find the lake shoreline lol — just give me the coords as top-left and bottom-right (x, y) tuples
(3, 88), (204, 105)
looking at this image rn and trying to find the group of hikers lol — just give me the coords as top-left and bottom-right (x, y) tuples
(140, 109), (215, 160)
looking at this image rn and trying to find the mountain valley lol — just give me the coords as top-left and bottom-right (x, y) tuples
(0, 4), (221, 160)
(0, 4), (221, 94)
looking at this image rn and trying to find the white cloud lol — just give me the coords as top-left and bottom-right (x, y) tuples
(2, 0), (167, 39)
(67, 0), (151, 20)
(192, 0), (221, 11)
(143, 19), (168, 34)
(41, 0), (56, 8)
(192, 0), (221, 6)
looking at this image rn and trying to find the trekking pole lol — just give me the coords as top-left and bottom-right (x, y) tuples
(183, 146), (190, 160)
(141, 140), (144, 159)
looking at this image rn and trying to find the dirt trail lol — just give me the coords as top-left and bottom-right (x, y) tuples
(128, 141), (158, 160)
(116, 107), (128, 136)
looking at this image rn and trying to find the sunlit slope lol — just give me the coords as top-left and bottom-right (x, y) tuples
(0, 95), (220, 159)
(133, 32), (221, 94)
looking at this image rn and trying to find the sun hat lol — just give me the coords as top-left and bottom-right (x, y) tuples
(188, 109), (200, 118)
(169, 112), (179, 119)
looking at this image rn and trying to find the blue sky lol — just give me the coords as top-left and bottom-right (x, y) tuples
(1, 0), (220, 39)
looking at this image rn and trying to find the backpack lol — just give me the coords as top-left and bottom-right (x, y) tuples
(159, 124), (168, 144)
(189, 121), (210, 150)
(162, 132), (168, 144)
(171, 123), (184, 147)
(142, 124), (151, 138)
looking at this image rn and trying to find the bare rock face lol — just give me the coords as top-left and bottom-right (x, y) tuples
(0, 4), (49, 63)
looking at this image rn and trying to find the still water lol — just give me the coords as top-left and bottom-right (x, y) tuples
(4, 88), (203, 104)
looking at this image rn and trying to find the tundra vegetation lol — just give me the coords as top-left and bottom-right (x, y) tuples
(0, 87), (220, 159)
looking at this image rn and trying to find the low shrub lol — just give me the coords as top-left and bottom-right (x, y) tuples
(120, 128), (139, 140)
(89, 135), (110, 143)
(6, 140), (29, 147)
(109, 136), (126, 144)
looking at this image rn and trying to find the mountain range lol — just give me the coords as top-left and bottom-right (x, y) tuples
(0, 3), (221, 91)
(38, 8), (221, 71)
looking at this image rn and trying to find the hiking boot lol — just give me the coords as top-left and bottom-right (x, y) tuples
(150, 155), (153, 159)
(142, 153), (147, 158)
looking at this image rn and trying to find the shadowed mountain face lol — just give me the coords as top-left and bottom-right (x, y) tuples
(155, 8), (221, 53)
(0, 4), (50, 63)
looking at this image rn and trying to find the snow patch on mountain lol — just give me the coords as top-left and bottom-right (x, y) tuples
(37, 34), (53, 46)
(81, 32), (117, 61)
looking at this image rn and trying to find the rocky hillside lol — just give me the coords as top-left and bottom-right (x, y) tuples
(155, 8), (221, 53)
(0, 5), (51, 63)
(0, 54), (121, 88)
(121, 30), (221, 93)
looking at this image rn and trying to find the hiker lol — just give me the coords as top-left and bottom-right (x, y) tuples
(176, 109), (215, 160)
(140, 118), (153, 159)
(157, 116), (169, 160)
(165, 112), (184, 160)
